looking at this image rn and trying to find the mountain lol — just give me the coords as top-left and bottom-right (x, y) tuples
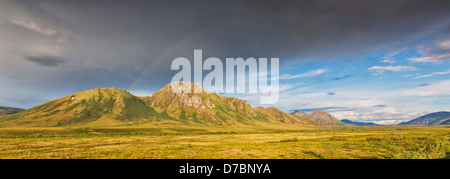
(341, 119), (379, 126)
(0, 82), (315, 128)
(399, 111), (450, 125)
(292, 109), (346, 125)
(0, 106), (24, 115)
(254, 106), (316, 126)
(0, 87), (163, 127)
(145, 82), (262, 126)
(144, 82), (313, 126)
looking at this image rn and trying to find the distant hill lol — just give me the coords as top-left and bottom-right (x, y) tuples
(0, 106), (24, 115)
(399, 111), (450, 125)
(341, 119), (379, 126)
(0, 82), (315, 128)
(292, 109), (346, 125)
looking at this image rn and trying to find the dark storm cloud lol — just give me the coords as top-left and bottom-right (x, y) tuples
(32, 0), (450, 61)
(2, 0), (450, 108)
(169, 0), (450, 60)
(22, 54), (66, 67)
(125, 0), (450, 89)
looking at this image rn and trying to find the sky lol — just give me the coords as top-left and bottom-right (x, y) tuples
(1, 0), (450, 124)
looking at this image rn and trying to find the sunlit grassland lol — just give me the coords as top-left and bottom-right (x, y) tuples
(0, 126), (448, 159)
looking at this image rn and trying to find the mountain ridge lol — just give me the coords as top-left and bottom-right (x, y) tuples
(399, 111), (450, 125)
(0, 82), (315, 128)
(291, 109), (346, 125)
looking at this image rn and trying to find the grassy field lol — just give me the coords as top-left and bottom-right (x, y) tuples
(0, 126), (449, 159)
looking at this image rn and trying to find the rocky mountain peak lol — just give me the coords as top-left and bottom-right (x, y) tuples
(292, 109), (345, 125)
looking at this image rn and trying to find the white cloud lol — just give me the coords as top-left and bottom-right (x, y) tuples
(368, 65), (417, 74)
(276, 89), (429, 122)
(402, 73), (419, 77)
(436, 39), (450, 50)
(415, 69), (450, 78)
(280, 68), (326, 80)
(269, 79), (450, 123)
(373, 120), (405, 125)
(408, 53), (450, 64)
(379, 47), (405, 64)
(403, 79), (450, 96)
(278, 84), (294, 92)
(409, 38), (450, 64)
(380, 59), (396, 64)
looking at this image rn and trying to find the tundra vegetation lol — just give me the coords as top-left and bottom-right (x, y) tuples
(0, 126), (448, 159)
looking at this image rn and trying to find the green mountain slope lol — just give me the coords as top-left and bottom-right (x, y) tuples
(0, 88), (168, 127)
(254, 106), (315, 126)
(0, 106), (24, 115)
(0, 82), (317, 128)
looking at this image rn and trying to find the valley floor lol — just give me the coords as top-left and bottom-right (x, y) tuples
(0, 126), (449, 159)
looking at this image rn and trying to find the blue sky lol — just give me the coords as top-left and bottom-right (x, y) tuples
(255, 36), (450, 124)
